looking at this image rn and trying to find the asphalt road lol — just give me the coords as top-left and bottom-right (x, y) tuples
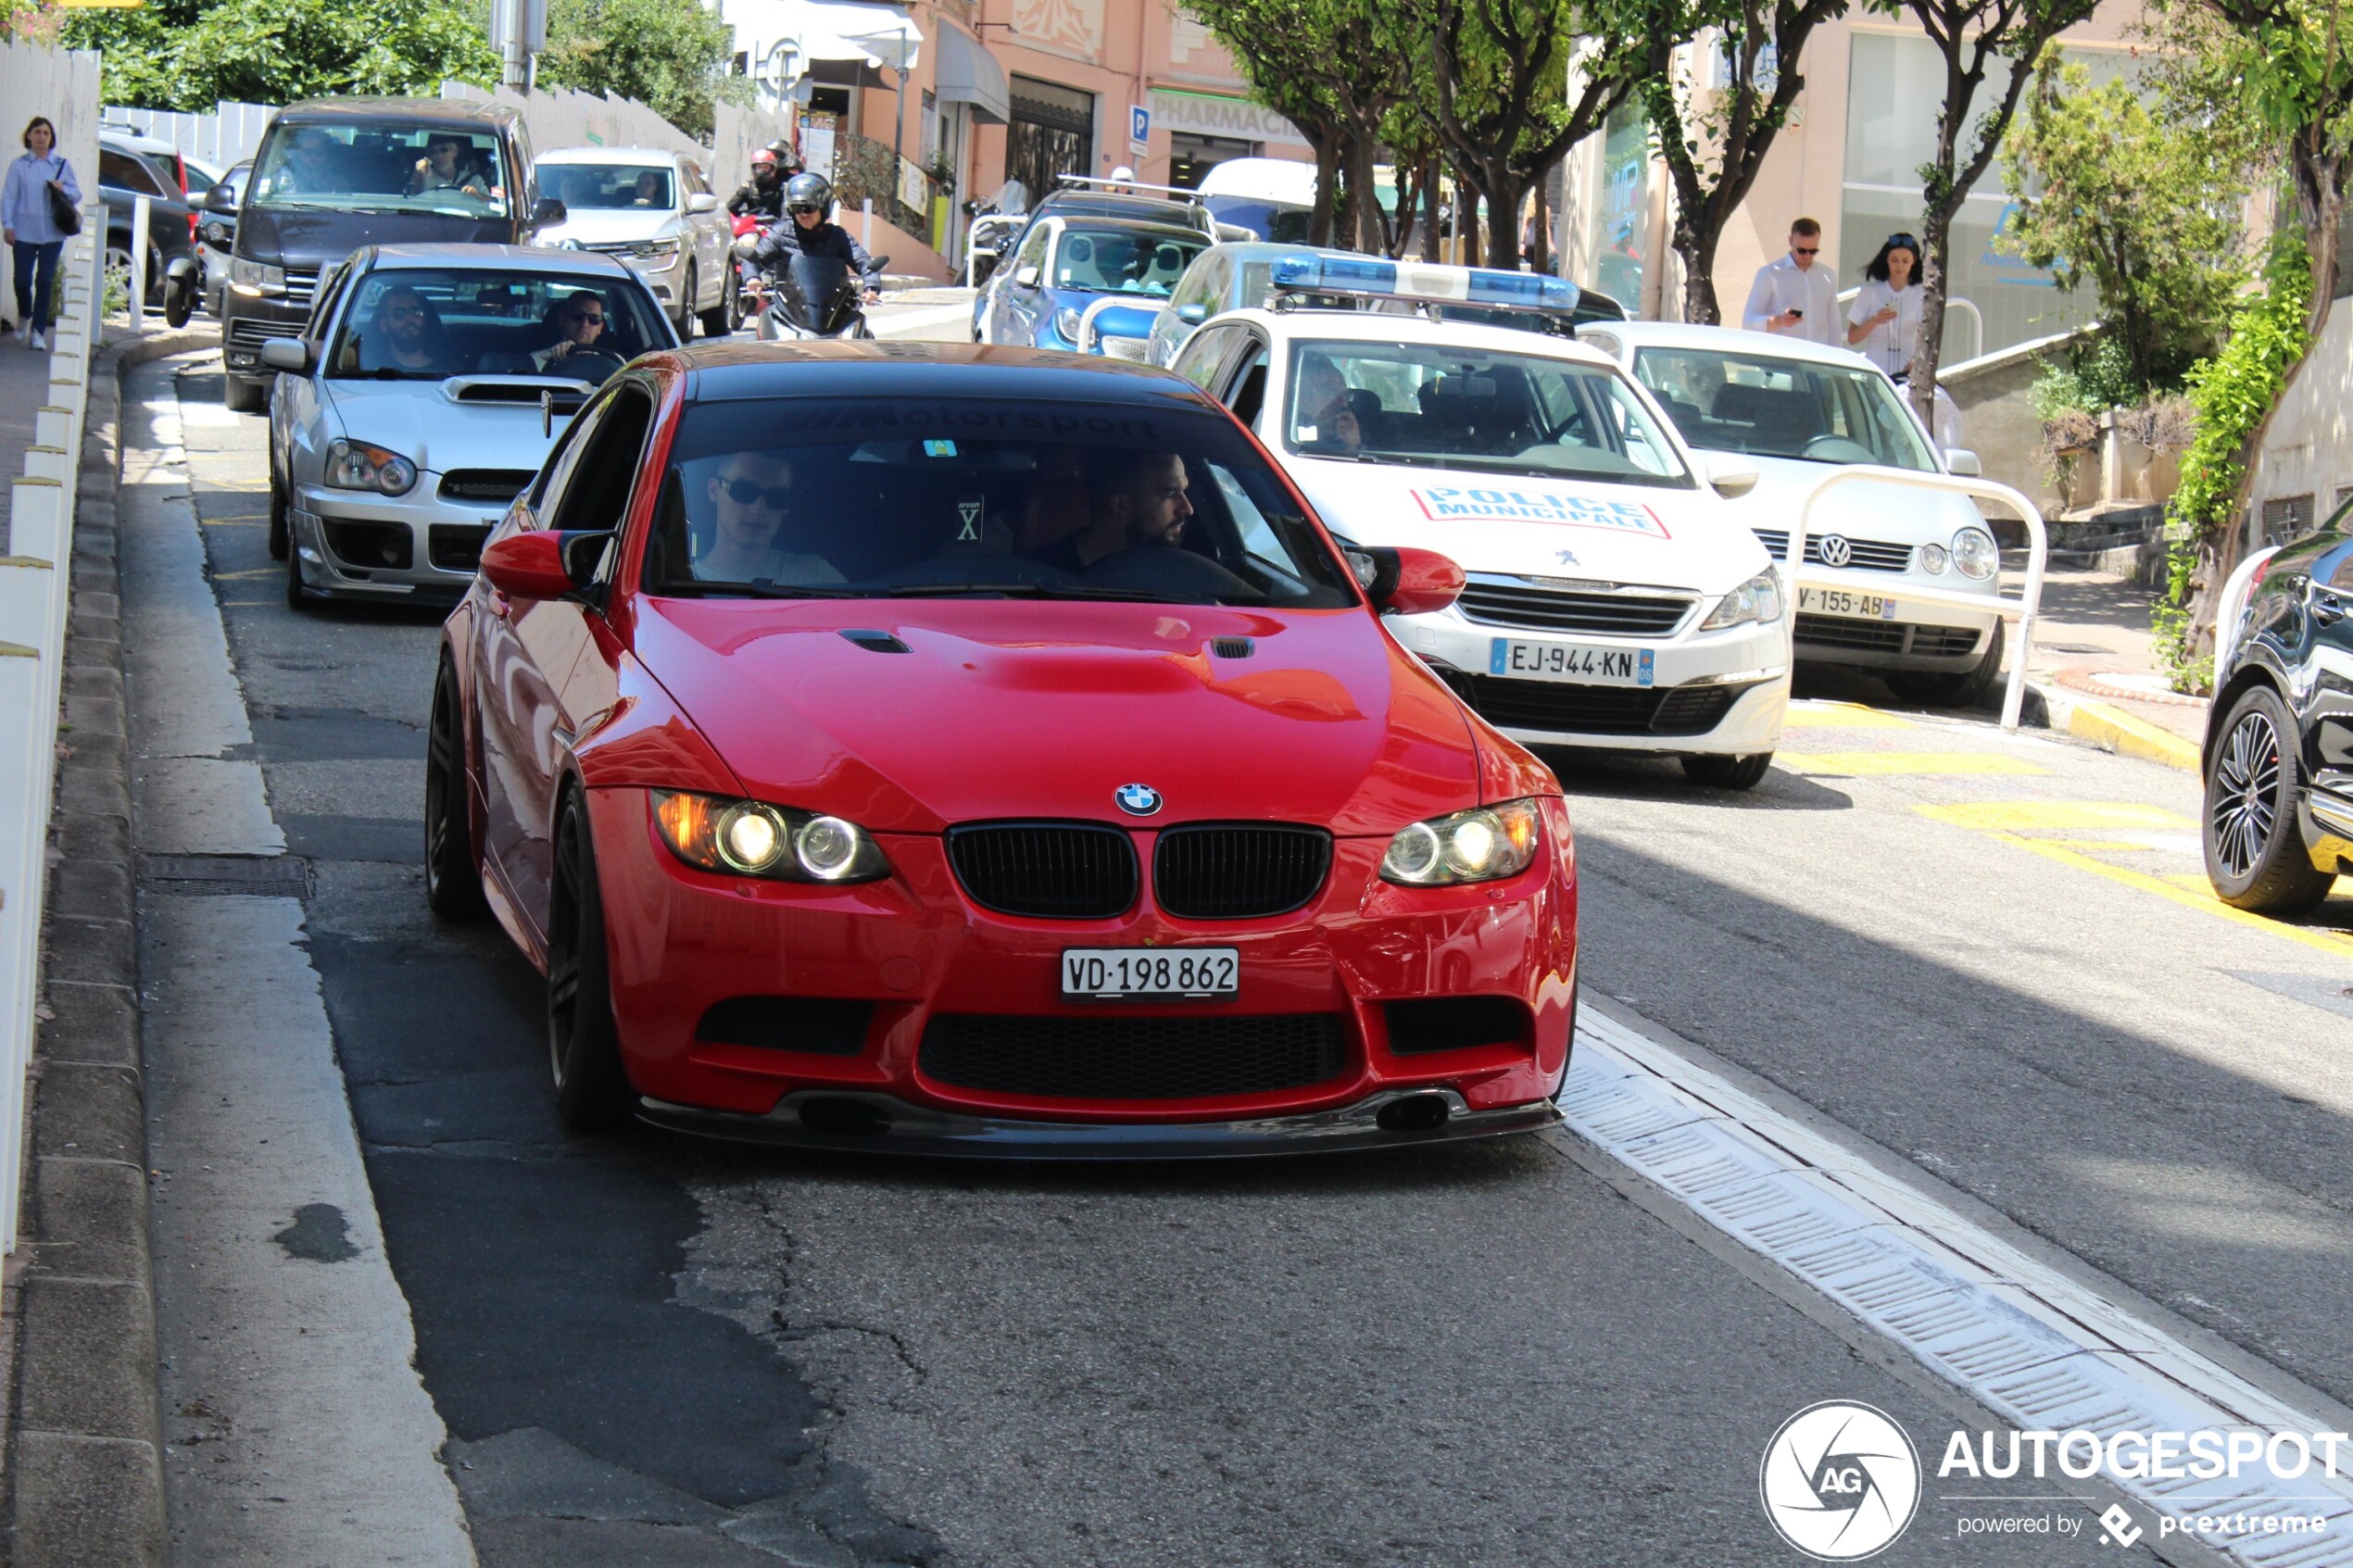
(139, 343), (2353, 1567)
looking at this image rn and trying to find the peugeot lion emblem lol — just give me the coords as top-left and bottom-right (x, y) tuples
(1818, 533), (1854, 568)
(1115, 783), (1163, 817)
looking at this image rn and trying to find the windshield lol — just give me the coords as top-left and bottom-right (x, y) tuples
(326, 269), (669, 383)
(1051, 229), (1207, 297)
(1631, 346), (1936, 471)
(642, 397), (1360, 608)
(545, 164), (673, 211)
(1283, 340), (1693, 489)
(249, 122), (513, 218)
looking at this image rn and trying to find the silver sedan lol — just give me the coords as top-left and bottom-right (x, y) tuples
(261, 244), (680, 610)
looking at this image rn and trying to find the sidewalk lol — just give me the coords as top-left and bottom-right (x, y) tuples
(2012, 564), (2208, 770)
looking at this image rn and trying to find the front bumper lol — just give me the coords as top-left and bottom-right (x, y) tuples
(1792, 566), (2000, 671)
(288, 478), (512, 602)
(1401, 610), (1790, 756)
(638, 1085), (1563, 1159)
(220, 293), (310, 381)
(582, 788), (1580, 1135)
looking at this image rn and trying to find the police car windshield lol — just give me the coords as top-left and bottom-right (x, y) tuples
(640, 398), (1359, 608)
(1630, 346), (1936, 471)
(1284, 341), (1692, 490)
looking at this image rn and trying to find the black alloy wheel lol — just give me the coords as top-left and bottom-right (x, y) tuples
(1888, 620), (2005, 709)
(423, 659), (487, 922)
(546, 790), (635, 1132)
(1681, 752), (1774, 791)
(2203, 684), (2333, 915)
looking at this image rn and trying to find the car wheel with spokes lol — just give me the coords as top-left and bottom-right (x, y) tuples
(423, 657), (487, 922)
(2203, 684), (2332, 914)
(546, 788), (635, 1132)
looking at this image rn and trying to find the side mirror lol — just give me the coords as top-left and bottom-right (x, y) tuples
(869, 254), (891, 272)
(1944, 447), (1982, 477)
(1705, 452), (1760, 500)
(1346, 543), (1463, 617)
(1013, 263), (1040, 289)
(528, 196), (567, 230)
(203, 182), (239, 214)
(1176, 302), (1208, 325)
(686, 191), (720, 214)
(258, 337), (310, 373)
(480, 529), (606, 600)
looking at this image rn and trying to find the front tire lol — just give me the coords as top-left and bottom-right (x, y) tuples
(1888, 621), (2004, 709)
(224, 373), (268, 414)
(2204, 684), (2332, 915)
(547, 790), (635, 1132)
(283, 527), (311, 610)
(674, 262), (698, 338)
(267, 461), (290, 559)
(1681, 752), (1773, 790)
(698, 262), (733, 337)
(423, 658), (487, 922)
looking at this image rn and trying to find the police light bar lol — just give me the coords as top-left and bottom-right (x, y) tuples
(1268, 256), (1581, 313)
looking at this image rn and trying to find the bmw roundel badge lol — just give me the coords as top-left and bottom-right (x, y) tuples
(1115, 783), (1163, 817)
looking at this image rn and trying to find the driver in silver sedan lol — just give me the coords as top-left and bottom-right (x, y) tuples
(532, 291), (610, 372)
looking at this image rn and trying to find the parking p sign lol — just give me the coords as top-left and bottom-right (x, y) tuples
(1129, 104), (1150, 154)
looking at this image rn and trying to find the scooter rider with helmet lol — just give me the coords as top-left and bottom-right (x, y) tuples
(726, 148), (787, 220)
(750, 172), (883, 303)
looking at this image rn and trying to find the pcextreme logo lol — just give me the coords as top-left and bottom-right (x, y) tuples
(1760, 1401), (1923, 1560)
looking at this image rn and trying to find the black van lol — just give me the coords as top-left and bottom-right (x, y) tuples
(216, 97), (561, 410)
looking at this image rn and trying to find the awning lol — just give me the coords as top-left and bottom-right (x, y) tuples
(764, 0), (921, 75)
(933, 23), (1009, 125)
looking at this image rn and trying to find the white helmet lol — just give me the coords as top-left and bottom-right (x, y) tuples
(1110, 165), (1135, 182)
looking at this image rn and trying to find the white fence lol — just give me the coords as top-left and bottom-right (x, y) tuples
(711, 101), (799, 200)
(0, 212), (103, 1257)
(0, 44), (102, 315)
(438, 79), (700, 158)
(101, 99), (276, 172)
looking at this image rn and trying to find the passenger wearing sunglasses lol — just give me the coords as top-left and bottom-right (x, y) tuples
(1740, 217), (1840, 346)
(693, 453), (845, 584)
(1846, 232), (1923, 376)
(749, 172), (883, 305)
(360, 285), (458, 376)
(532, 290), (614, 372)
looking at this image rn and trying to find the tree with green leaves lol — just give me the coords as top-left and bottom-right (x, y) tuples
(537, 0), (741, 140)
(1870, 0), (2101, 426)
(1997, 59), (2255, 395)
(1640, 0), (1853, 322)
(65, 0), (496, 107)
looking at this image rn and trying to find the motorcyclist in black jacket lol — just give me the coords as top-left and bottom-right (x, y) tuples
(725, 147), (787, 220)
(750, 174), (883, 302)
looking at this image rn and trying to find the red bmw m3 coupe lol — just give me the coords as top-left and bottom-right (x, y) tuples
(427, 343), (1579, 1154)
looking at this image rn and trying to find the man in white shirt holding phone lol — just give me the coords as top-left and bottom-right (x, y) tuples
(1741, 217), (1841, 347)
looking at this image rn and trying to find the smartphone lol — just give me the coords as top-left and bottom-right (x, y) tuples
(1789, 308), (1805, 320)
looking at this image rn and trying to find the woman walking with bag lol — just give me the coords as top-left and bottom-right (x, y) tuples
(3, 118), (82, 351)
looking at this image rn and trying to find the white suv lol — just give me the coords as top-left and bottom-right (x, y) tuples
(533, 146), (736, 338)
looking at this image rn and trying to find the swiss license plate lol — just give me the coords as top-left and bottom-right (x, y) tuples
(1799, 586), (1900, 621)
(1061, 948), (1239, 999)
(1490, 638), (1654, 687)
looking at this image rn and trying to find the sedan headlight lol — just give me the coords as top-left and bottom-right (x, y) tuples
(1699, 568), (1784, 630)
(324, 438), (417, 495)
(1951, 525), (1998, 581)
(1053, 305), (1084, 344)
(652, 791), (889, 883)
(633, 237), (681, 260)
(228, 257), (284, 296)
(1380, 799), (1542, 886)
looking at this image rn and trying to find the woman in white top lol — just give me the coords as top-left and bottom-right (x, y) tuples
(1845, 232), (1923, 378)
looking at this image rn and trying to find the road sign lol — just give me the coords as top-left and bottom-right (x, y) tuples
(1128, 105), (1150, 154)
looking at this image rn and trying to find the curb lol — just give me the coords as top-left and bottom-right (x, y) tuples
(2026, 677), (2203, 774)
(4, 325), (215, 1568)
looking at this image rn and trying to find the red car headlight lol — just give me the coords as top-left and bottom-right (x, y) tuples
(1379, 799), (1542, 886)
(651, 791), (889, 883)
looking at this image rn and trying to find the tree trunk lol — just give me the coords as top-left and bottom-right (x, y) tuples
(1348, 132), (1386, 255)
(1308, 133), (1340, 246)
(1677, 221), (1721, 325)
(1908, 205), (1956, 431)
(1483, 170), (1526, 270)
(1421, 158), (1442, 261)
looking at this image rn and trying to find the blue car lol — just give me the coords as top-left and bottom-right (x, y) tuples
(972, 215), (1209, 354)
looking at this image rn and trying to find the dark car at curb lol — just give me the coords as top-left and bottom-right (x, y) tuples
(98, 130), (199, 323)
(219, 97), (560, 412)
(2202, 500), (2353, 915)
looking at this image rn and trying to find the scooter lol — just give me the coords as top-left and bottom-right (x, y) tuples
(736, 247), (891, 341)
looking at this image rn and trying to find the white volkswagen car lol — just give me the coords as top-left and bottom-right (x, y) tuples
(534, 146), (736, 338)
(1170, 257), (1789, 789)
(1578, 321), (2004, 708)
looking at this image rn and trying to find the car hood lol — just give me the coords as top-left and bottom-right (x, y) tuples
(536, 208), (682, 246)
(1284, 457), (1770, 595)
(236, 205), (514, 268)
(633, 598), (1481, 835)
(321, 378), (573, 476)
(1718, 450), (1982, 544)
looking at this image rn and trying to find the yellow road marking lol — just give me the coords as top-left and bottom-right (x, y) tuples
(1913, 809), (2353, 958)
(1782, 702), (1918, 730)
(1793, 751), (2048, 776)
(1915, 801), (2196, 834)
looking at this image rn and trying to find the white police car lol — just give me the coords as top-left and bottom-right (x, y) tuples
(1172, 257), (1789, 788)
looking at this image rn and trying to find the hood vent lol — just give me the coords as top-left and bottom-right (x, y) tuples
(1209, 636), (1254, 659)
(839, 629), (910, 654)
(447, 378), (590, 409)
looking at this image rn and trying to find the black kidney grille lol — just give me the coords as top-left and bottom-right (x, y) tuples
(947, 822), (1138, 919)
(1152, 823), (1330, 919)
(919, 1012), (1348, 1099)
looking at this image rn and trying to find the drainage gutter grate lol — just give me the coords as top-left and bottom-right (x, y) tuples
(1558, 1007), (2353, 1563)
(141, 854), (311, 899)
